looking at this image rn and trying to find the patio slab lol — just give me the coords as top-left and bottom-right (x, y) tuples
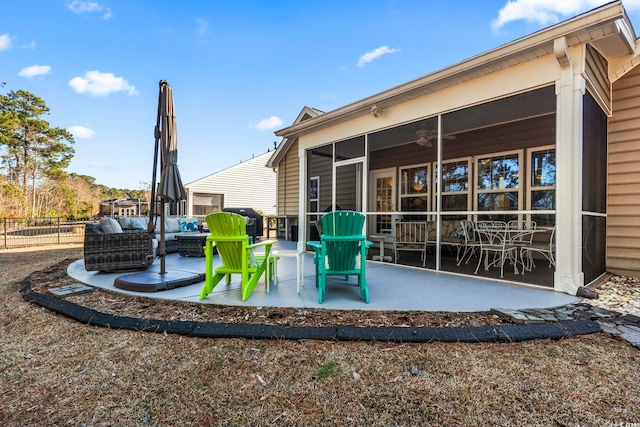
(67, 241), (578, 312)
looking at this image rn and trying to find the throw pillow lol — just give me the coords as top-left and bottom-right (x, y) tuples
(130, 218), (145, 230)
(99, 217), (123, 234)
(453, 225), (465, 239)
(178, 218), (199, 232)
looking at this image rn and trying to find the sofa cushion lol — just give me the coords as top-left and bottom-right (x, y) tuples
(178, 217), (199, 232)
(165, 217), (181, 233)
(164, 232), (182, 241)
(99, 217), (123, 234)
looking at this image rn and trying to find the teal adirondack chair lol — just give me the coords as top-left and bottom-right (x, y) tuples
(307, 210), (372, 304)
(200, 212), (276, 301)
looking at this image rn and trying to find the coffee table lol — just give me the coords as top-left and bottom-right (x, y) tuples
(176, 232), (210, 257)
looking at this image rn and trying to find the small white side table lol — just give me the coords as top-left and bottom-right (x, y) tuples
(371, 235), (393, 262)
(267, 249), (304, 293)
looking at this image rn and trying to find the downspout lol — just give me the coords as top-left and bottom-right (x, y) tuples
(554, 37), (585, 295)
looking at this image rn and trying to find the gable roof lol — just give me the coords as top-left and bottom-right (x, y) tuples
(266, 106), (324, 168)
(275, 1), (636, 141)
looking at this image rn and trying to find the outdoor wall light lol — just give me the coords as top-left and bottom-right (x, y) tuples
(370, 105), (383, 118)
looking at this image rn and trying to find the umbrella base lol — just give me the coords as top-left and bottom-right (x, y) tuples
(114, 270), (204, 292)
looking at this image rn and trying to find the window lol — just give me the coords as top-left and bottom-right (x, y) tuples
(192, 193), (223, 216)
(475, 151), (522, 221)
(309, 176), (319, 213)
(528, 147), (555, 227)
(438, 158), (471, 213)
(399, 164), (429, 213)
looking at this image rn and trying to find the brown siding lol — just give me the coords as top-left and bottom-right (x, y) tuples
(370, 115), (555, 170)
(585, 45), (611, 115)
(608, 65), (640, 276)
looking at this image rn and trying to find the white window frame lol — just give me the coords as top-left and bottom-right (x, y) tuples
(526, 145), (556, 225)
(474, 149), (524, 217)
(434, 156), (473, 214)
(399, 162), (430, 218)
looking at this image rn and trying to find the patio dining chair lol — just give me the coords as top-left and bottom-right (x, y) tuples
(307, 210), (373, 304)
(457, 220), (482, 266)
(200, 212), (277, 302)
(474, 227), (519, 278)
(521, 225), (556, 271)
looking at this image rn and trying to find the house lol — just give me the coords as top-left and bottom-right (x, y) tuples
(267, 1), (640, 296)
(184, 151), (276, 222)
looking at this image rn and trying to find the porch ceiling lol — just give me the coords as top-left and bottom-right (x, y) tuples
(368, 86), (556, 151)
(276, 2), (635, 141)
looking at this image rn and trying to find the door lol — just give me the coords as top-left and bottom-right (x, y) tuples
(369, 168), (395, 235)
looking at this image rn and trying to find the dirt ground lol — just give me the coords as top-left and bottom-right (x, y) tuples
(1, 245), (639, 426)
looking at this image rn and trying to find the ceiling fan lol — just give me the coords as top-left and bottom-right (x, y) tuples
(410, 124), (455, 147)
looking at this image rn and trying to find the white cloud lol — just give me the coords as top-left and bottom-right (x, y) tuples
(67, 0), (101, 13)
(22, 41), (37, 49)
(0, 33), (12, 51)
(68, 71), (138, 96)
(491, 0), (640, 31)
(17, 65), (51, 79)
(357, 46), (398, 67)
(251, 116), (284, 131)
(67, 1), (112, 19)
(68, 125), (95, 138)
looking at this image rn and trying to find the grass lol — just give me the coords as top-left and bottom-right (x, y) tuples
(1, 247), (640, 426)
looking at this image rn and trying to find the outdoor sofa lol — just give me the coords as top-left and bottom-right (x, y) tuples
(83, 215), (201, 272)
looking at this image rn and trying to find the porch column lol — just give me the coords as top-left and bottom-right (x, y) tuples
(554, 37), (584, 294)
(297, 143), (307, 251)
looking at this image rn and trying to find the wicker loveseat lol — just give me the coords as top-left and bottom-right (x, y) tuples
(83, 223), (157, 272)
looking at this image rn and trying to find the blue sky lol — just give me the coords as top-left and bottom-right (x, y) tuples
(2, 0), (640, 189)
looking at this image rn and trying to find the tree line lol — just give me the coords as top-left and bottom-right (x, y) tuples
(0, 84), (148, 219)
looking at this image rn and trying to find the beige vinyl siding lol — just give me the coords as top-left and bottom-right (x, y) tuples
(186, 151), (276, 216)
(608, 64), (640, 276)
(278, 139), (300, 216)
(309, 154), (333, 212)
(584, 44), (611, 115)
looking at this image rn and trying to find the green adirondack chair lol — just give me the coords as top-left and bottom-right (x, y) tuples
(200, 212), (276, 301)
(307, 210), (373, 304)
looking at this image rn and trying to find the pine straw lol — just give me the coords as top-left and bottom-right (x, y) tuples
(2, 246), (640, 426)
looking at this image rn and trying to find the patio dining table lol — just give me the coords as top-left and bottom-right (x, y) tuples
(474, 226), (548, 277)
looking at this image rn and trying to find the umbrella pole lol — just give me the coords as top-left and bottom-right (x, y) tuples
(160, 199), (166, 274)
(148, 86), (162, 234)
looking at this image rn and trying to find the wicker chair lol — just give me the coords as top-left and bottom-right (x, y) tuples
(83, 223), (156, 272)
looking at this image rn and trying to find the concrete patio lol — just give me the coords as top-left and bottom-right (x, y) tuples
(67, 240), (578, 312)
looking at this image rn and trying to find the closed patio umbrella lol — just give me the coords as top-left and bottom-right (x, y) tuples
(157, 80), (186, 204)
(155, 80), (186, 274)
(115, 80), (203, 292)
